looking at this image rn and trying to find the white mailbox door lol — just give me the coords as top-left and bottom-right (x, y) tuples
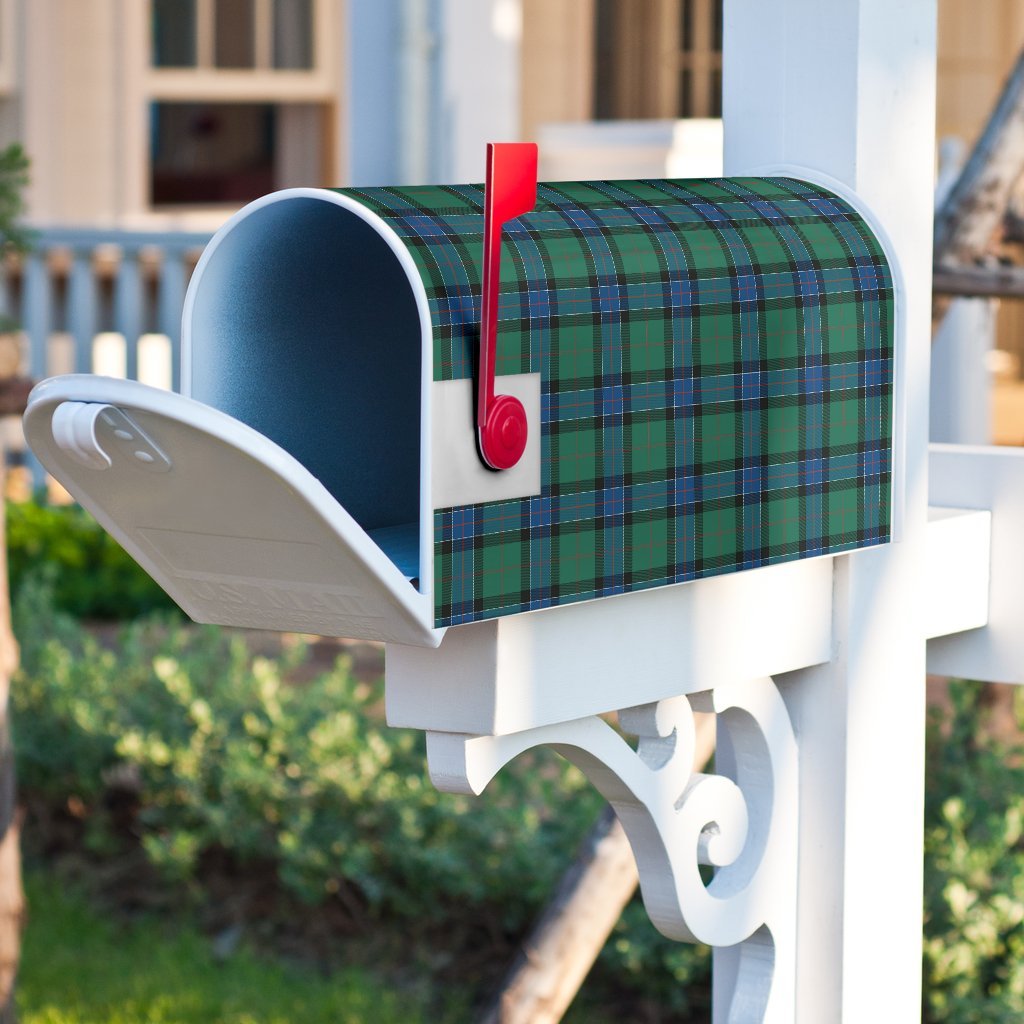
(23, 375), (441, 647)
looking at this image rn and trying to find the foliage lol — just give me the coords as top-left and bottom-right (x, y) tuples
(17, 871), (455, 1024)
(12, 574), (710, 1016)
(13, 574), (585, 914)
(25, 556), (1024, 1019)
(584, 900), (712, 1022)
(7, 499), (179, 619)
(922, 682), (1024, 1023)
(0, 142), (30, 255)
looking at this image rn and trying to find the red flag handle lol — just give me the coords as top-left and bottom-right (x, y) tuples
(477, 142), (538, 470)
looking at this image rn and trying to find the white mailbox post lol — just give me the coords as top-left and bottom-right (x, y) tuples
(724, 4), (937, 1020)
(24, 1), (1024, 1021)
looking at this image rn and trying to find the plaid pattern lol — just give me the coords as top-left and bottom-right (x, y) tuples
(336, 178), (895, 628)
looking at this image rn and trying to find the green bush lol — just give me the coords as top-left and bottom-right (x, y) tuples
(20, 553), (1024, 1020)
(923, 682), (1024, 1023)
(11, 576), (710, 1015)
(13, 575), (581, 914)
(7, 499), (179, 619)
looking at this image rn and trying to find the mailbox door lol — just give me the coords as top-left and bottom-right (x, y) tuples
(23, 375), (441, 647)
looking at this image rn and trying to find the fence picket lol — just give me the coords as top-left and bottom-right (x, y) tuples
(5, 227), (212, 486)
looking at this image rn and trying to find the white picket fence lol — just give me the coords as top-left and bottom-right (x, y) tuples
(0, 227), (212, 482)
(4, 227), (212, 391)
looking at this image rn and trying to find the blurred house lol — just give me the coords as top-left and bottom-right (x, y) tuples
(2, 0), (341, 231)
(0, 0), (1017, 226)
(0, 0), (1021, 436)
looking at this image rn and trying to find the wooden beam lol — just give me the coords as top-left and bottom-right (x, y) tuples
(933, 263), (1024, 298)
(935, 48), (1024, 265)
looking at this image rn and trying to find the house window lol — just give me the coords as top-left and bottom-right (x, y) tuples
(151, 0), (314, 71)
(153, 0), (197, 67)
(150, 102), (276, 204)
(214, 0), (256, 68)
(594, 0), (722, 120)
(273, 0), (314, 69)
(145, 0), (335, 209)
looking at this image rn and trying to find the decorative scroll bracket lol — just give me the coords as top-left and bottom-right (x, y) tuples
(425, 675), (798, 1024)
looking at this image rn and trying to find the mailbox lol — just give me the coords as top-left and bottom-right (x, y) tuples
(24, 160), (896, 647)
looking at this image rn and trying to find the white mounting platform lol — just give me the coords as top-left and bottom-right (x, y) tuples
(387, 556), (833, 736)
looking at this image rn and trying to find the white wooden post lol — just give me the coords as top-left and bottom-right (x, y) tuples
(437, 0), (522, 181)
(723, 1), (936, 1019)
(931, 299), (995, 445)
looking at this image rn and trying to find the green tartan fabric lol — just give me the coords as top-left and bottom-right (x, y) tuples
(336, 178), (895, 628)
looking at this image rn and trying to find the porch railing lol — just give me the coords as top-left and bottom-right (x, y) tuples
(1, 226), (213, 485)
(4, 226), (213, 394)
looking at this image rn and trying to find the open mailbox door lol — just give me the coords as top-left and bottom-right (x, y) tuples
(23, 375), (441, 647)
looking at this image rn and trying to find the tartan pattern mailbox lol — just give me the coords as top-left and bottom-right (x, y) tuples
(344, 175), (896, 626)
(23, 172), (895, 644)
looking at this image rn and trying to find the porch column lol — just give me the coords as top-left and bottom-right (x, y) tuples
(723, 2), (937, 1019)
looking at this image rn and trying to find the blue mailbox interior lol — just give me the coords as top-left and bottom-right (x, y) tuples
(186, 195), (423, 581)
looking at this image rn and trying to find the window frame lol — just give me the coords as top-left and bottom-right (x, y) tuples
(148, 0), (335, 103)
(594, 0), (722, 121)
(121, 0), (341, 221)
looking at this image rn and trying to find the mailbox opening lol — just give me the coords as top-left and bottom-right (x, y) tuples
(184, 192), (427, 583)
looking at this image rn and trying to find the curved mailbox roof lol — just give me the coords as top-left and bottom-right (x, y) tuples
(335, 176), (895, 628)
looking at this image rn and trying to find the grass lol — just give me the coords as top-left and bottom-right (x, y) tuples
(17, 873), (462, 1024)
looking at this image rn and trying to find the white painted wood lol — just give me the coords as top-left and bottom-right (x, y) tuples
(438, 0), (522, 182)
(480, 716), (716, 1024)
(536, 119), (723, 181)
(928, 444), (1024, 682)
(925, 507), (991, 640)
(924, 507), (992, 637)
(386, 555), (832, 735)
(723, 2), (935, 1021)
(931, 298), (995, 445)
(427, 676), (797, 1021)
(23, 375), (441, 646)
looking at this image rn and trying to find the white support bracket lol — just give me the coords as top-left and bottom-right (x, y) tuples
(387, 491), (993, 1024)
(426, 676), (798, 1024)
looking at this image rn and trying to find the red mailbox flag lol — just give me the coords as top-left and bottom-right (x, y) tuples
(477, 142), (538, 470)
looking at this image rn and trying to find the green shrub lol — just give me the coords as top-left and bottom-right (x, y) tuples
(11, 575), (711, 1014)
(12, 575), (579, 914)
(7, 498), (179, 619)
(24, 560), (1024, 1020)
(922, 681), (1024, 1022)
